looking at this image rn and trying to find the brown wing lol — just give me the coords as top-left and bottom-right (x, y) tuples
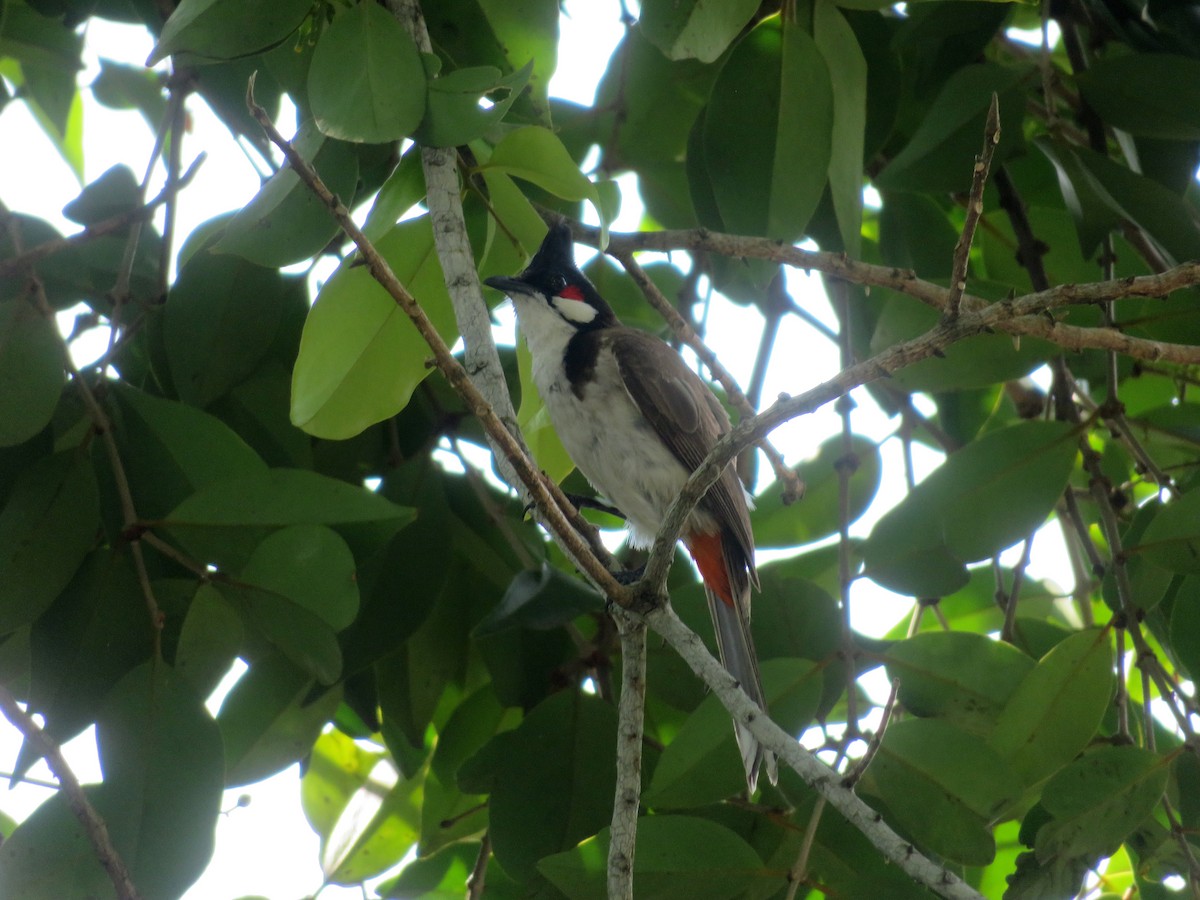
(608, 328), (756, 579)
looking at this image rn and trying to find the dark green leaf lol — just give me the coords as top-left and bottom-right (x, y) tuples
(1137, 489), (1200, 574)
(215, 120), (359, 267)
(164, 249), (300, 407)
(989, 628), (1114, 786)
(1078, 53), (1200, 140)
(62, 164), (140, 225)
(174, 583), (243, 698)
(113, 383), (267, 518)
(148, 0), (311, 64)
(703, 17), (833, 240)
(241, 524), (359, 631)
(864, 718), (1022, 865)
(0, 451), (98, 634)
(539, 815), (768, 900)
(1036, 746), (1170, 861)
(484, 690), (616, 881)
(308, 0), (426, 143)
(814, 1), (867, 256)
(876, 62), (1026, 193)
(1169, 576), (1200, 680)
(91, 59), (166, 127)
(861, 421), (1078, 597)
(638, 0), (759, 63)
(882, 631), (1035, 736)
(472, 563), (603, 636)
(0, 297), (62, 447)
(217, 652), (343, 786)
(163, 467), (414, 572)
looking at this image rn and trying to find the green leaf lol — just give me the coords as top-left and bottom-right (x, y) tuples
(94, 663), (225, 897)
(62, 164), (140, 224)
(1137, 489), (1200, 574)
(883, 631), (1035, 736)
(863, 718), (1022, 865)
(91, 59), (166, 128)
(414, 60), (532, 147)
(702, 16), (833, 240)
(484, 690), (617, 881)
(361, 149), (427, 243)
(753, 434), (881, 548)
(876, 62), (1026, 193)
(23, 549), (149, 761)
(638, 0), (759, 63)
(430, 684), (519, 787)
(814, 0), (867, 256)
(308, 0), (426, 143)
(241, 524), (360, 632)
(323, 760), (423, 884)
(164, 248), (301, 407)
(290, 216), (459, 439)
(473, 563), (603, 636)
(217, 652), (343, 786)
(0, 663), (225, 898)
(1077, 53), (1200, 140)
(1170, 576), (1200, 681)
(861, 421), (1078, 597)
(174, 583), (243, 699)
(0, 297), (62, 447)
(644, 659), (823, 808)
(113, 384), (267, 519)
(0, 451), (98, 634)
(215, 120), (359, 267)
(376, 842), (487, 898)
(538, 815), (767, 900)
(1035, 746), (1170, 861)
(989, 628), (1115, 787)
(148, 0), (312, 64)
(163, 467), (415, 572)
(301, 729), (386, 849)
(484, 125), (608, 238)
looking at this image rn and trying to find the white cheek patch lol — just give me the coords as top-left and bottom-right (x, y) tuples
(552, 295), (598, 324)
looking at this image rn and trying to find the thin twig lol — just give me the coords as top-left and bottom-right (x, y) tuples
(1114, 626), (1131, 743)
(608, 610), (647, 900)
(786, 796), (827, 900)
(0, 685), (143, 900)
(1000, 536), (1034, 643)
(466, 832), (491, 900)
(946, 93), (1001, 320)
(842, 677), (902, 788)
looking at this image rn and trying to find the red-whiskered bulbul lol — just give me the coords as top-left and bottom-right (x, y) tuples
(485, 224), (777, 792)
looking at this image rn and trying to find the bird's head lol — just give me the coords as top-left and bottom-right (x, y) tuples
(484, 223), (616, 332)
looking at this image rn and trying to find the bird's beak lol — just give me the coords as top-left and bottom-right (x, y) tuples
(483, 275), (529, 296)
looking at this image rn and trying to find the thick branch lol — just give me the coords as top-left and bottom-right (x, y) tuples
(0, 686), (143, 900)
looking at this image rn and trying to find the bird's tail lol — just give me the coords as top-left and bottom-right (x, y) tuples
(706, 586), (778, 792)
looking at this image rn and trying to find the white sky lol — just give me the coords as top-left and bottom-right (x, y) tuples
(0, 2), (1078, 897)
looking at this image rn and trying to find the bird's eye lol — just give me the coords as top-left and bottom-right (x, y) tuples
(549, 274), (567, 294)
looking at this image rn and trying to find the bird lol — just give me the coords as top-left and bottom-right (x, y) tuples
(485, 223), (777, 791)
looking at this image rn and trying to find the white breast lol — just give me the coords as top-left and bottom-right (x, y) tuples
(513, 294), (715, 546)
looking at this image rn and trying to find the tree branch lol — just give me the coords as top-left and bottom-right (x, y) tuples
(645, 605), (985, 900)
(608, 610), (646, 900)
(945, 92), (1001, 320)
(0, 685), (143, 900)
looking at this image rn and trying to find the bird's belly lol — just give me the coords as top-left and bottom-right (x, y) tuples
(540, 374), (712, 547)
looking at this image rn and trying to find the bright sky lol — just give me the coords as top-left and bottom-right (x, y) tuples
(0, 3), (1076, 897)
